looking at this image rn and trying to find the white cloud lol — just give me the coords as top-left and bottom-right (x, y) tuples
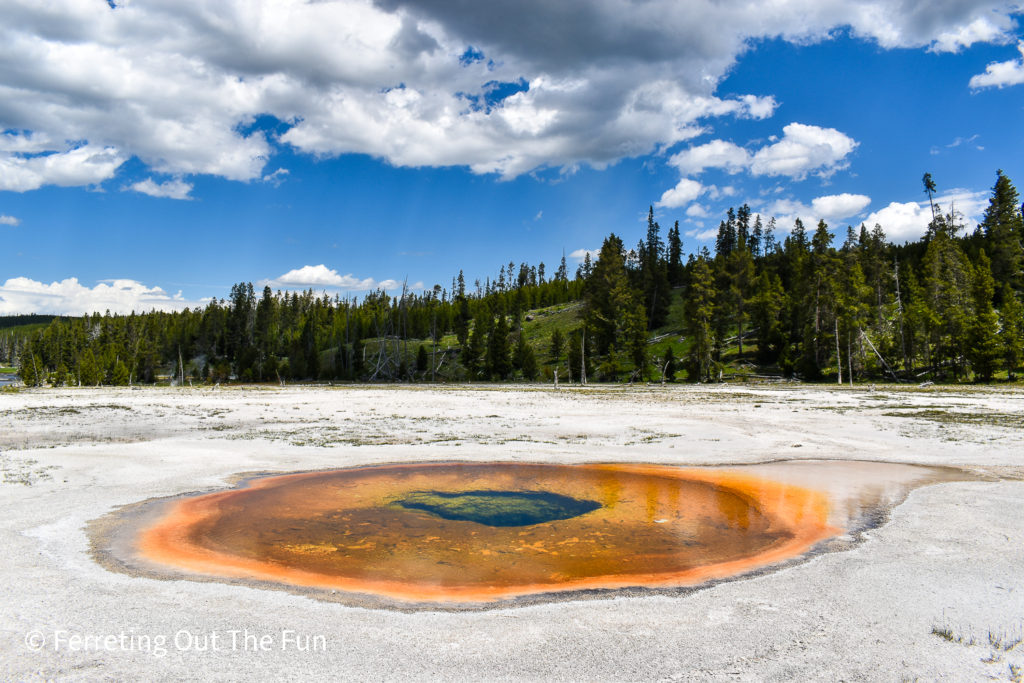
(668, 139), (750, 176)
(749, 123), (858, 179)
(655, 178), (707, 208)
(0, 145), (125, 192)
(0, 214), (19, 226)
(859, 201), (930, 242)
(269, 264), (409, 291)
(970, 41), (1024, 89)
(685, 203), (710, 218)
(860, 190), (988, 242)
(686, 228), (718, 241)
(810, 193), (872, 219)
(0, 277), (203, 315)
(0, 131), (53, 153)
(661, 124), (859, 206)
(128, 178), (193, 200)
(569, 248), (599, 261)
(931, 134), (982, 155)
(931, 16), (1015, 54)
(760, 192), (871, 231)
(262, 168), (290, 186)
(0, 0), (1014, 188)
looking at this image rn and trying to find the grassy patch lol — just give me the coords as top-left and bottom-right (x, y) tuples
(0, 452), (59, 486)
(884, 409), (1024, 430)
(521, 302), (584, 360)
(930, 620), (1024, 658)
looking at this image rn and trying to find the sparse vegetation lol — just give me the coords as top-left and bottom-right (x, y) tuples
(931, 619), (1024, 680)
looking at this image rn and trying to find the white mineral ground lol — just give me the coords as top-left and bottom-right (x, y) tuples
(1, 384), (1022, 681)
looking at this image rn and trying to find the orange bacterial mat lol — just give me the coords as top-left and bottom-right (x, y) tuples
(136, 462), (838, 604)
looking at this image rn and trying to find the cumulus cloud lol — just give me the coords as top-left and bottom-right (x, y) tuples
(750, 124), (858, 179)
(760, 193), (871, 231)
(0, 214), (19, 226)
(810, 193), (872, 219)
(686, 227), (719, 241)
(569, 248), (599, 261)
(970, 41), (1024, 89)
(128, 178), (193, 200)
(860, 190), (988, 242)
(656, 178), (708, 208)
(0, 277), (203, 315)
(666, 123), (857, 182)
(931, 16), (1016, 54)
(0, 144), (125, 192)
(669, 139), (750, 177)
(0, 0), (1014, 190)
(269, 264), (409, 291)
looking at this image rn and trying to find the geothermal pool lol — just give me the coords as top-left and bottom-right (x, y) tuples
(94, 460), (971, 607)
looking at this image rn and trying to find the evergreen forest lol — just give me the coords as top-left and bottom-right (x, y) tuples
(4, 171), (1023, 387)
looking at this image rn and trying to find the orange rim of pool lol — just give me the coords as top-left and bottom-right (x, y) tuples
(135, 462), (838, 604)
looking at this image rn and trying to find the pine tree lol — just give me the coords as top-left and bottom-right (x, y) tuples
(922, 226), (974, 378)
(455, 295), (471, 348)
(667, 221), (684, 286)
(18, 349), (40, 386)
(923, 172), (938, 221)
(980, 170), (1024, 298)
(111, 359), (130, 386)
(615, 282), (648, 380)
(751, 271), (786, 364)
(684, 256), (716, 382)
(750, 214), (763, 260)
(416, 344), (429, 376)
(463, 305), (489, 379)
(999, 286), (1024, 379)
(584, 234), (628, 356)
(550, 328), (565, 362)
(77, 348), (101, 386)
(835, 251), (871, 381)
(487, 303), (513, 380)
(640, 207), (671, 329)
(967, 251), (1001, 381)
(514, 330), (538, 380)
(715, 208), (737, 258)
(726, 243), (755, 358)
(50, 362), (69, 387)
(254, 285), (276, 380)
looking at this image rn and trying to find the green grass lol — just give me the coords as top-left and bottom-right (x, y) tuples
(521, 302), (583, 362)
(0, 323), (50, 336)
(0, 314), (66, 331)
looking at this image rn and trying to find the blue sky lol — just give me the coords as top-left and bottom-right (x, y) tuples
(2, 1), (1023, 314)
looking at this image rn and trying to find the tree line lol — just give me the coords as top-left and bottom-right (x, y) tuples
(5, 170), (1023, 386)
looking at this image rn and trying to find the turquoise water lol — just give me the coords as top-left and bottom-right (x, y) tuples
(394, 489), (602, 527)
